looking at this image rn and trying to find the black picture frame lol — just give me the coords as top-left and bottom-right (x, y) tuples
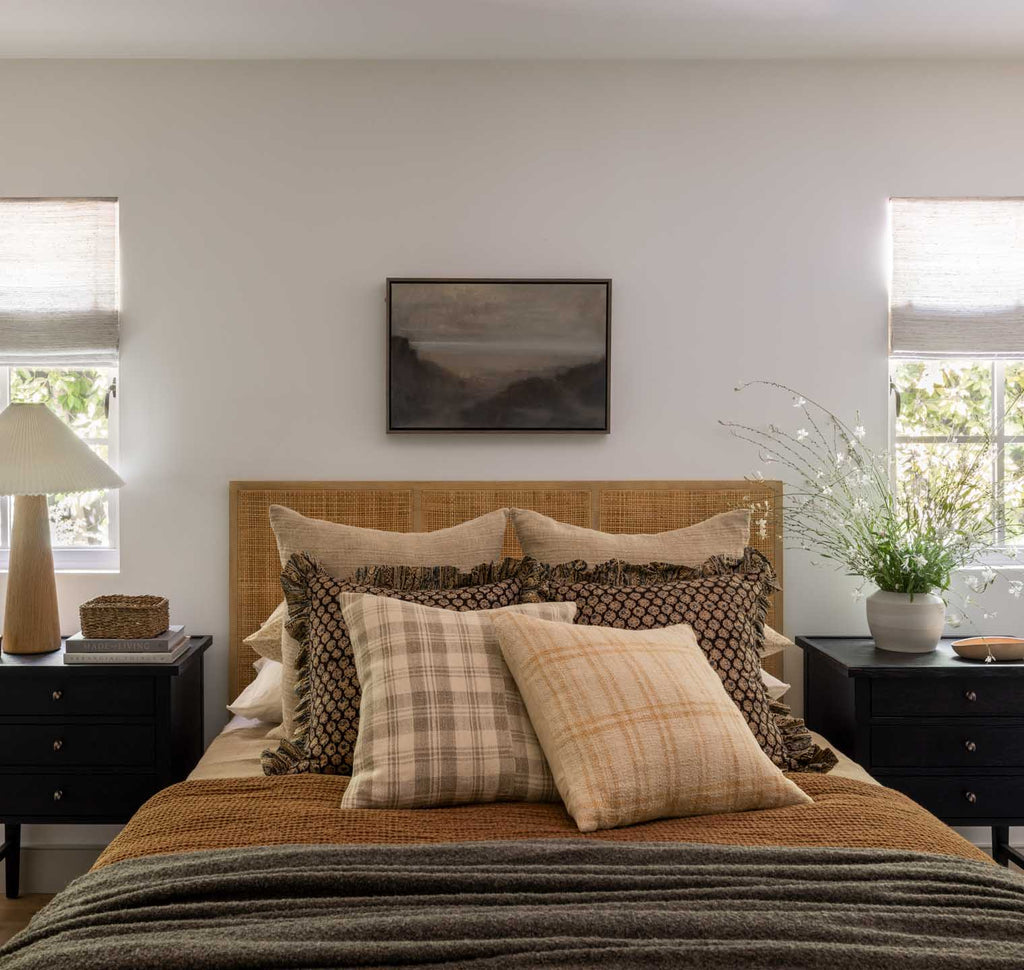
(386, 278), (611, 434)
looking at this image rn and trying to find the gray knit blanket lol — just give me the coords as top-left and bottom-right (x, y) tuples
(2, 840), (1023, 969)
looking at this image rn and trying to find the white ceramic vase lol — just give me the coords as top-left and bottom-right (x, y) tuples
(865, 589), (946, 653)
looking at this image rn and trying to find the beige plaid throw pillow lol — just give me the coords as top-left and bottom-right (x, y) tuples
(340, 595), (576, 809)
(492, 611), (811, 832)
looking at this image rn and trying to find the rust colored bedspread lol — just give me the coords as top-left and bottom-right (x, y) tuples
(95, 772), (989, 870)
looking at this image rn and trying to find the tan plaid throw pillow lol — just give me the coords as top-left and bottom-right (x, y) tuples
(340, 595), (576, 810)
(492, 611), (811, 832)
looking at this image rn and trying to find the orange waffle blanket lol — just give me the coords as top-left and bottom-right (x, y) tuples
(95, 772), (989, 870)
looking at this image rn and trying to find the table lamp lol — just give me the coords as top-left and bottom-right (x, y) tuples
(0, 402), (125, 655)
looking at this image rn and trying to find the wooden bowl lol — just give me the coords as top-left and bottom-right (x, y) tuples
(951, 637), (1024, 663)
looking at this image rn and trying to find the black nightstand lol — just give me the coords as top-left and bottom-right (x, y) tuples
(798, 636), (1024, 868)
(0, 636), (211, 897)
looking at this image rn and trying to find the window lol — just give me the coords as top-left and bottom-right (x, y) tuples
(890, 199), (1024, 551)
(0, 199), (119, 572)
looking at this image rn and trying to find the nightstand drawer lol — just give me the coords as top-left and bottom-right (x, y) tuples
(887, 775), (1024, 820)
(871, 678), (1024, 716)
(872, 724), (1024, 768)
(0, 676), (153, 717)
(1, 773), (157, 819)
(0, 723), (155, 767)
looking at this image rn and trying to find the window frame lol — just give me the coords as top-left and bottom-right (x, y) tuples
(0, 364), (120, 574)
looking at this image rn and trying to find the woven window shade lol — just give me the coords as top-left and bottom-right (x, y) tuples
(0, 198), (119, 366)
(890, 198), (1024, 358)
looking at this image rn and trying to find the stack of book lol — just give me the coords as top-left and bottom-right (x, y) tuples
(63, 625), (189, 664)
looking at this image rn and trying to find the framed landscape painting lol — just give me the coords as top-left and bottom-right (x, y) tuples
(387, 278), (611, 433)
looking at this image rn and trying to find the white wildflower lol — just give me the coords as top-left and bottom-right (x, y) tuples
(984, 611), (998, 620)
(982, 567), (997, 585)
(796, 428), (809, 441)
(854, 425), (866, 439)
(947, 612), (963, 629)
(821, 485), (833, 497)
(836, 452), (845, 465)
(816, 469), (824, 479)
(751, 470), (765, 481)
(1009, 581), (1024, 599)
(793, 396), (806, 408)
(913, 553), (928, 568)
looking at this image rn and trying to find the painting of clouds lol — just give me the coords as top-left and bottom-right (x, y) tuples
(388, 279), (610, 432)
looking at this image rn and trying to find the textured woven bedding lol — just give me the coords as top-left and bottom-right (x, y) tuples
(4, 840), (1023, 970)
(94, 772), (988, 870)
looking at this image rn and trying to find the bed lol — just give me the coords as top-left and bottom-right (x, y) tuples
(3, 480), (1023, 970)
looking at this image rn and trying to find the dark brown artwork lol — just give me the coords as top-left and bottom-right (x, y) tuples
(387, 279), (611, 433)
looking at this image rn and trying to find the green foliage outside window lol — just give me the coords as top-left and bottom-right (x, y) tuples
(893, 360), (1024, 542)
(894, 361), (991, 437)
(9, 367), (114, 547)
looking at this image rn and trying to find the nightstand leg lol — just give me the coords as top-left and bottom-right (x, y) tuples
(2, 823), (20, 898)
(993, 826), (1011, 867)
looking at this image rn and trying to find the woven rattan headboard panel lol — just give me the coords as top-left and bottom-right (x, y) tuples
(228, 480), (783, 699)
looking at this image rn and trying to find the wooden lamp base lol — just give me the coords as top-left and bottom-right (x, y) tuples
(2, 495), (61, 655)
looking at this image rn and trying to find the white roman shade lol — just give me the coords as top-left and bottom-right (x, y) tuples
(890, 198), (1024, 358)
(0, 198), (119, 366)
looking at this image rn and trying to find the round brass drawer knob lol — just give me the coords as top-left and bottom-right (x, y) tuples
(964, 791), (978, 804)
(52, 789), (63, 802)
(964, 740), (977, 753)
(53, 739), (64, 752)
(964, 690), (978, 703)
(51, 690), (63, 702)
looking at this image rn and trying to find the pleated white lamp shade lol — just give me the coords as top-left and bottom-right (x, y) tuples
(0, 402), (125, 496)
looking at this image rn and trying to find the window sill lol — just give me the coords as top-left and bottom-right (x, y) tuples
(0, 548), (120, 574)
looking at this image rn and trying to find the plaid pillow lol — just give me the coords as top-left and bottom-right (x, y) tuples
(493, 611), (810, 832)
(261, 554), (540, 776)
(340, 595), (576, 809)
(530, 550), (790, 767)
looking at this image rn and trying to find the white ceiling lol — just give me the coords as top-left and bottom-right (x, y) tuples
(4, 0), (1024, 59)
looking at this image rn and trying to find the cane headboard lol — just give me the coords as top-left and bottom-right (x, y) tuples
(228, 479), (784, 699)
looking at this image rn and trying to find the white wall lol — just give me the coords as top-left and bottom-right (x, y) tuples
(1, 59), (1022, 886)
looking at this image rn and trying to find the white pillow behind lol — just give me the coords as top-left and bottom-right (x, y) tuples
(760, 668), (791, 701)
(227, 657), (283, 723)
(243, 602), (286, 662)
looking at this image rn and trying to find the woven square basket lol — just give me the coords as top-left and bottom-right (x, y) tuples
(79, 595), (169, 639)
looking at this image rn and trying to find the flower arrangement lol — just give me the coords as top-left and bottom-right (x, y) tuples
(722, 381), (1020, 625)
